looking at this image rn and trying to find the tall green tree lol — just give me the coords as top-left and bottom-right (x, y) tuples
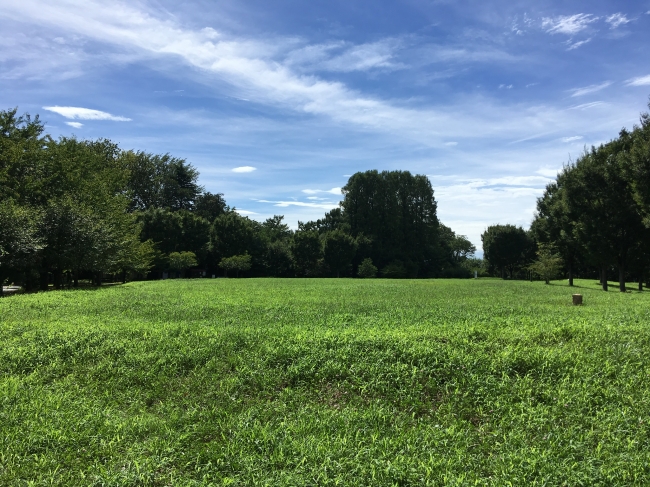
(0, 200), (42, 296)
(323, 230), (358, 278)
(562, 136), (645, 292)
(481, 224), (533, 279)
(341, 170), (439, 276)
(123, 151), (202, 211)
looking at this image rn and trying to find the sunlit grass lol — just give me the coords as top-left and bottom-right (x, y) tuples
(1, 278), (649, 485)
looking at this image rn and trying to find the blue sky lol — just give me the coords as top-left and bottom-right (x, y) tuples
(2, 0), (650, 252)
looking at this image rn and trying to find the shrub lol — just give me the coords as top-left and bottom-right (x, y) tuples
(357, 258), (377, 278)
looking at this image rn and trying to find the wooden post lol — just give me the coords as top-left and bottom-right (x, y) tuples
(572, 294), (583, 306)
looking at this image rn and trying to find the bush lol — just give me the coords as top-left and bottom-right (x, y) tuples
(381, 260), (407, 279)
(357, 258), (377, 278)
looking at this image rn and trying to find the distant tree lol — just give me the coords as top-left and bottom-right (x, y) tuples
(123, 151), (202, 211)
(292, 226), (322, 276)
(168, 251), (197, 278)
(381, 260), (408, 279)
(481, 224), (534, 279)
(357, 257), (377, 278)
(323, 230), (358, 278)
(341, 170), (439, 276)
(261, 215), (292, 242)
(264, 240), (293, 277)
(219, 254), (252, 277)
(194, 192), (228, 222)
(0, 200), (42, 296)
(562, 136), (644, 292)
(528, 244), (563, 284)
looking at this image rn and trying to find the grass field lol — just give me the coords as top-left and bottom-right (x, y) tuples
(1, 278), (650, 486)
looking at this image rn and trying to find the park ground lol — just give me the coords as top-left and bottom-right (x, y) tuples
(1, 278), (649, 485)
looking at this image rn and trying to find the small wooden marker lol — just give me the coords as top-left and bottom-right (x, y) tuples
(572, 294), (583, 306)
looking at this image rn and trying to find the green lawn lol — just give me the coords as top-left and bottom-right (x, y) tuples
(1, 278), (650, 486)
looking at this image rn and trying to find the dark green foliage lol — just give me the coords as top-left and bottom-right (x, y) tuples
(357, 257), (377, 278)
(123, 151), (202, 212)
(194, 191), (228, 222)
(482, 224), (534, 279)
(219, 254), (252, 277)
(168, 251), (198, 277)
(323, 229), (358, 277)
(292, 227), (322, 276)
(341, 170), (439, 276)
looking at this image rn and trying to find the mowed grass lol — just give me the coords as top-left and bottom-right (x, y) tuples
(1, 278), (650, 486)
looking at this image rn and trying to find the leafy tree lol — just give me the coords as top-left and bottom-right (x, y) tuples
(261, 215), (292, 242)
(168, 251), (198, 278)
(292, 227), (322, 276)
(264, 240), (293, 277)
(531, 176), (582, 286)
(194, 192), (228, 222)
(323, 230), (358, 278)
(562, 136), (644, 292)
(123, 151), (202, 211)
(211, 212), (263, 267)
(341, 170), (439, 276)
(219, 254), (252, 277)
(381, 260), (408, 278)
(0, 200), (42, 296)
(481, 224), (533, 279)
(357, 258), (378, 278)
(0, 108), (49, 205)
(528, 244), (563, 284)
(625, 101), (650, 227)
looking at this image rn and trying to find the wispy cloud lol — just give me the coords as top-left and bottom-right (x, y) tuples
(232, 166), (257, 173)
(542, 14), (598, 35)
(561, 135), (583, 142)
(626, 74), (650, 86)
(566, 38), (591, 51)
(302, 187), (342, 195)
(605, 13), (631, 29)
(65, 121), (83, 128)
(257, 199), (339, 210)
(569, 101), (605, 110)
(234, 209), (257, 215)
(287, 39), (405, 73)
(43, 106), (131, 121)
(569, 82), (611, 97)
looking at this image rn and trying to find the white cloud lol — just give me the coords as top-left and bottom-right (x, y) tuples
(65, 121), (83, 128)
(626, 75), (650, 86)
(566, 38), (591, 51)
(499, 84), (513, 89)
(445, 141), (458, 146)
(542, 14), (598, 35)
(302, 187), (342, 195)
(561, 136), (583, 142)
(232, 166), (257, 173)
(257, 199), (339, 210)
(569, 82), (611, 97)
(536, 167), (562, 178)
(605, 13), (631, 29)
(43, 106), (131, 121)
(234, 209), (257, 215)
(569, 101), (605, 110)
(287, 39), (404, 73)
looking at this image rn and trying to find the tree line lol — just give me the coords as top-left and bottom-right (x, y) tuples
(0, 108), (478, 294)
(481, 100), (650, 292)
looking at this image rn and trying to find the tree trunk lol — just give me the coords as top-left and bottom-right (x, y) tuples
(601, 266), (608, 291)
(568, 261), (573, 287)
(638, 268), (644, 291)
(618, 262), (626, 293)
(40, 269), (49, 291)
